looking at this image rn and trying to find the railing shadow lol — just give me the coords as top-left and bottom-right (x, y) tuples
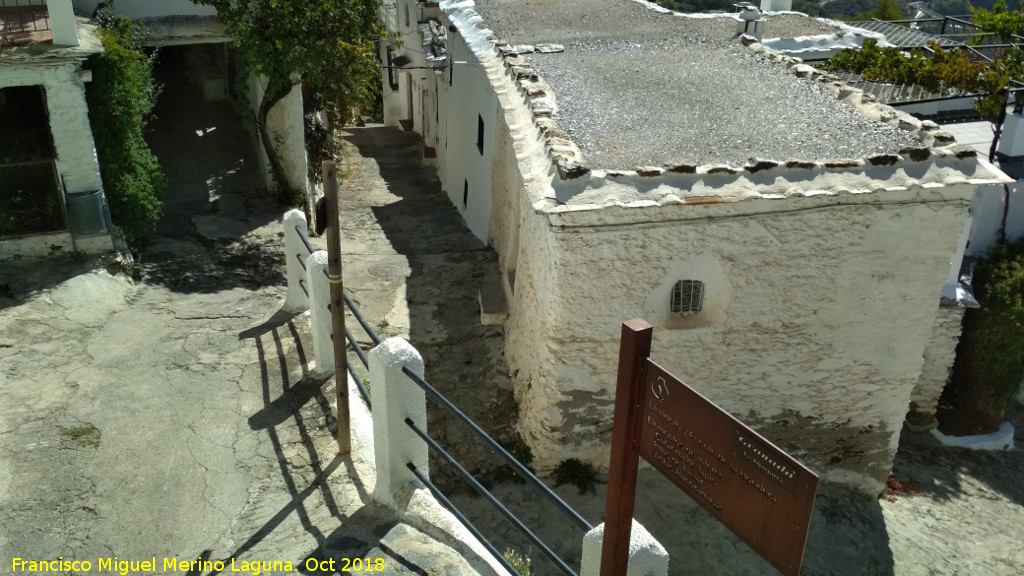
(183, 309), (358, 574)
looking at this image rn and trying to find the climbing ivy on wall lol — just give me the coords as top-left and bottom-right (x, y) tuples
(86, 8), (165, 250)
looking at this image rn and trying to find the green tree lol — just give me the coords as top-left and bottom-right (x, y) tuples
(824, 1), (1024, 161)
(873, 0), (904, 20)
(191, 0), (382, 203)
(86, 8), (165, 249)
(939, 241), (1024, 435)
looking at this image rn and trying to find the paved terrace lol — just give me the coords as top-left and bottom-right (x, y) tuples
(0, 70), (512, 573)
(471, 0), (921, 168)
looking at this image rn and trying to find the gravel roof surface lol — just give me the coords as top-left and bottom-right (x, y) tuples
(471, 0), (921, 168)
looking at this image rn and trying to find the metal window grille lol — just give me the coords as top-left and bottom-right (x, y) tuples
(0, 159), (65, 236)
(671, 280), (704, 315)
(0, 0), (51, 35)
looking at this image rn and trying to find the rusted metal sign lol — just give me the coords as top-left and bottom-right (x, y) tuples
(600, 320), (818, 576)
(638, 360), (819, 576)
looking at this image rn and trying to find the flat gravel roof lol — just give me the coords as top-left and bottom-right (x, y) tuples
(471, 0), (921, 168)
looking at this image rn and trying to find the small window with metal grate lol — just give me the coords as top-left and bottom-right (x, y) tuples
(671, 280), (704, 315)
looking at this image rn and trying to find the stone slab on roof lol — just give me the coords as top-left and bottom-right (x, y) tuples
(470, 0), (921, 168)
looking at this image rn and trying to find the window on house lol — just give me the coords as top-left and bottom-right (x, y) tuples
(671, 280), (704, 315)
(449, 57), (454, 87)
(463, 179), (469, 208)
(386, 48), (400, 91)
(404, 3), (410, 27)
(477, 114), (484, 155)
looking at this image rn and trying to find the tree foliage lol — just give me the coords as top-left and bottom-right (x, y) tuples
(86, 9), (165, 250)
(939, 241), (1024, 435)
(191, 0), (382, 203)
(824, 1), (1024, 160)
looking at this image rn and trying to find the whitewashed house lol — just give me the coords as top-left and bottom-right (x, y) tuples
(380, 0), (1012, 494)
(0, 0), (111, 257)
(69, 0), (309, 203)
(0, 0), (307, 259)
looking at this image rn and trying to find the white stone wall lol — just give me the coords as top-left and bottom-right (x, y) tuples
(506, 189), (974, 494)
(0, 61), (103, 196)
(965, 182), (1024, 258)
(909, 307), (965, 430)
(381, 1), (500, 242)
(246, 75), (308, 196)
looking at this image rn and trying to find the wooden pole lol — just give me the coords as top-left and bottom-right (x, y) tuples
(323, 160), (350, 454)
(599, 319), (653, 576)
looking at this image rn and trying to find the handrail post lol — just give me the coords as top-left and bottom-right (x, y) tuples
(306, 250), (334, 377)
(369, 337), (427, 508)
(581, 520), (668, 576)
(282, 209), (309, 313)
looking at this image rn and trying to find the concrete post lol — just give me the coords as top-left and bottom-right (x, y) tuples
(998, 113), (1024, 158)
(581, 520), (669, 576)
(369, 337), (428, 508)
(306, 250), (334, 377)
(283, 209), (310, 313)
(48, 0), (80, 47)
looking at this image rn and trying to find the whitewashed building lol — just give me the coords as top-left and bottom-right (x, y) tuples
(0, 0), (308, 259)
(69, 0), (309, 203)
(380, 0), (1012, 494)
(0, 0), (111, 257)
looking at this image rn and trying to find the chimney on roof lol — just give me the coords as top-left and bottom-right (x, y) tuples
(760, 0), (793, 11)
(736, 7), (764, 42)
(48, 0), (80, 47)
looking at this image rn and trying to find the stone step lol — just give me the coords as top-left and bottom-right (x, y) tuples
(479, 280), (509, 326)
(305, 507), (496, 575)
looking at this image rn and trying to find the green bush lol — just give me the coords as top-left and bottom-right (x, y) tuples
(502, 548), (533, 576)
(939, 241), (1024, 435)
(553, 458), (598, 495)
(86, 10), (165, 250)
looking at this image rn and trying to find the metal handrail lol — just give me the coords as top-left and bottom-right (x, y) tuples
(345, 327), (370, 369)
(291, 223), (372, 407)
(406, 418), (580, 576)
(343, 289), (382, 346)
(402, 365), (593, 532)
(294, 224), (315, 255)
(406, 463), (521, 576)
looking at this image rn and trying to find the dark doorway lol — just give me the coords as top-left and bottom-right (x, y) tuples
(0, 85), (63, 236)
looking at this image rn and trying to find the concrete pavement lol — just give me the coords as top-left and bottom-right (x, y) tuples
(0, 115), (513, 573)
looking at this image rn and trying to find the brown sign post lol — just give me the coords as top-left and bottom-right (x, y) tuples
(601, 320), (819, 576)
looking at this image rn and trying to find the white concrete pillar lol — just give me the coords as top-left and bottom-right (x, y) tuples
(580, 520), (669, 576)
(998, 113), (1024, 158)
(369, 337), (428, 508)
(49, 0), (80, 47)
(283, 209), (310, 313)
(306, 250), (334, 377)
(760, 0), (792, 11)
